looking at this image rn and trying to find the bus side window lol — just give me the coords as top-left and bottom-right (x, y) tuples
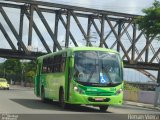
(42, 59), (47, 73)
(42, 58), (51, 73)
(60, 54), (66, 72)
(42, 52), (67, 73)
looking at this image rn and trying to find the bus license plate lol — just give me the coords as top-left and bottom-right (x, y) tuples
(95, 98), (103, 101)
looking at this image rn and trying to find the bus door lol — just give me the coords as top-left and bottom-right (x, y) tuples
(65, 56), (73, 101)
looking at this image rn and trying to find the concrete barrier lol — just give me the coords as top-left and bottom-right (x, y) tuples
(124, 90), (158, 105)
(124, 91), (138, 102)
(138, 91), (155, 104)
(154, 86), (160, 107)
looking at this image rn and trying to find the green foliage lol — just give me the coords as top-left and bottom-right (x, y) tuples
(0, 59), (36, 84)
(0, 63), (4, 77)
(124, 81), (140, 91)
(25, 70), (35, 82)
(136, 0), (160, 39)
(3, 59), (22, 82)
(21, 60), (36, 83)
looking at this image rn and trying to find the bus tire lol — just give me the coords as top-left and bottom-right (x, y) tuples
(59, 89), (67, 109)
(41, 86), (47, 103)
(99, 105), (109, 112)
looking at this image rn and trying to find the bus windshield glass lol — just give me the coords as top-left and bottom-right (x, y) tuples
(74, 51), (122, 86)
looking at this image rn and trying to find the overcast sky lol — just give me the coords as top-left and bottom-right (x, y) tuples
(40, 0), (155, 15)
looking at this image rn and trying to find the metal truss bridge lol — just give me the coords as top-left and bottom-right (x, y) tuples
(0, 0), (160, 82)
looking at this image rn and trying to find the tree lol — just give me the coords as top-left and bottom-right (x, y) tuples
(0, 59), (36, 84)
(25, 70), (35, 82)
(3, 59), (22, 82)
(136, 0), (160, 39)
(23, 60), (36, 83)
(0, 62), (5, 77)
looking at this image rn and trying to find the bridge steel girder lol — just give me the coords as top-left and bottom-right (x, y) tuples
(0, 5), (28, 53)
(18, 6), (24, 51)
(59, 14), (78, 47)
(34, 5), (62, 50)
(0, 49), (44, 60)
(24, 9), (52, 53)
(65, 10), (71, 48)
(28, 5), (34, 47)
(123, 60), (159, 71)
(0, 22), (16, 50)
(0, 0), (160, 82)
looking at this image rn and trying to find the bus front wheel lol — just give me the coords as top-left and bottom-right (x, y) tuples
(99, 105), (109, 112)
(41, 87), (48, 103)
(59, 89), (67, 109)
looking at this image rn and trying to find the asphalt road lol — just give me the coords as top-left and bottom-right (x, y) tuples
(0, 86), (159, 120)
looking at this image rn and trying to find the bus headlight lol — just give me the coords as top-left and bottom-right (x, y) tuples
(74, 86), (78, 91)
(74, 86), (85, 94)
(116, 89), (123, 95)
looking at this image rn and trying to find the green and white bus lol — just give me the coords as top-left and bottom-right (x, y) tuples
(34, 47), (123, 111)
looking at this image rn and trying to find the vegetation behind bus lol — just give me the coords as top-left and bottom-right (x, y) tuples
(124, 81), (140, 91)
(0, 59), (36, 85)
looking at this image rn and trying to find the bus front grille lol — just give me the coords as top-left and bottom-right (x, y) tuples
(85, 91), (115, 96)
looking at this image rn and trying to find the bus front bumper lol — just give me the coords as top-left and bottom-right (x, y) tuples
(68, 92), (123, 106)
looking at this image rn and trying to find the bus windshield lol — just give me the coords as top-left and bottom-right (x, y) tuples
(74, 51), (122, 86)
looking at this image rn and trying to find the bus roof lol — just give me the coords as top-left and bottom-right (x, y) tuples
(37, 47), (119, 60)
(70, 47), (118, 53)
